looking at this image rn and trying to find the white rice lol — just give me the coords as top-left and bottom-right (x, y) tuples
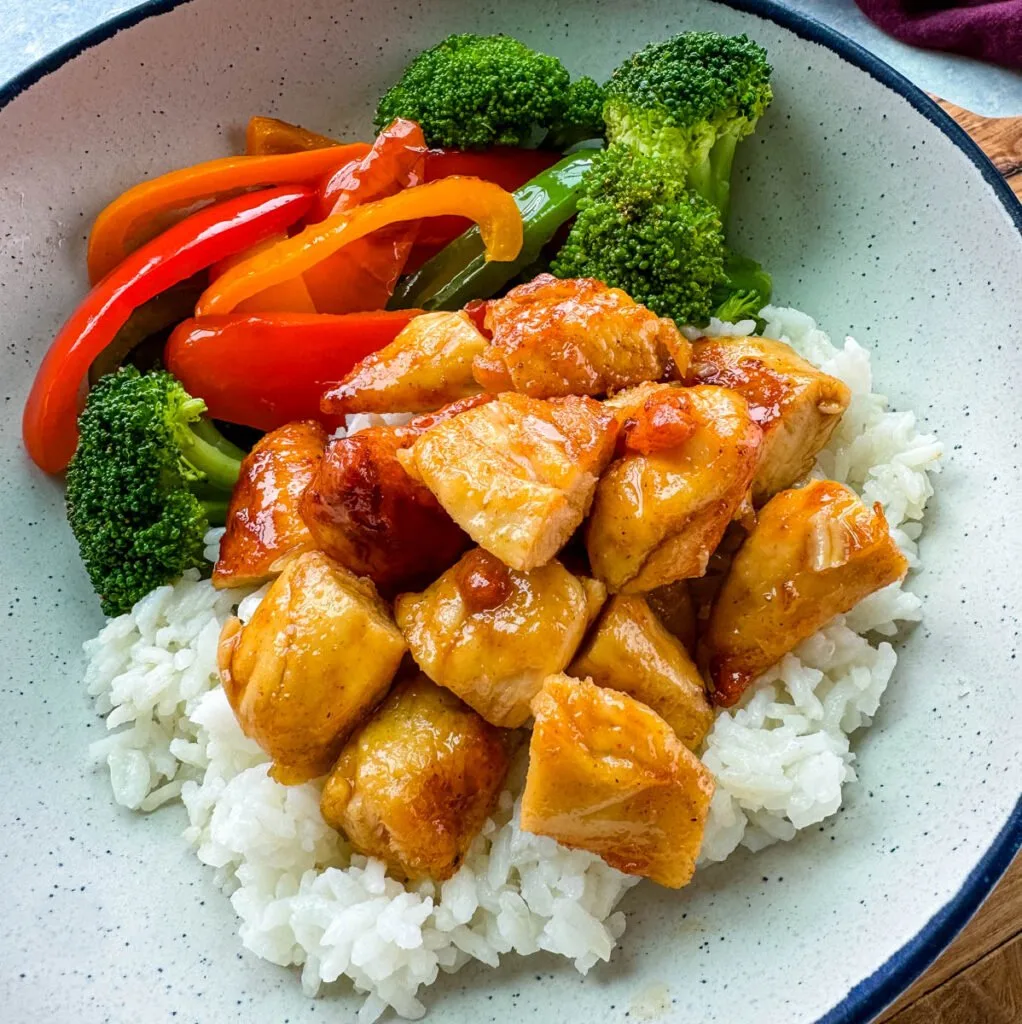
(84, 306), (942, 1018)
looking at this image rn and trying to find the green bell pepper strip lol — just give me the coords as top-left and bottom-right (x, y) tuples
(389, 151), (597, 312)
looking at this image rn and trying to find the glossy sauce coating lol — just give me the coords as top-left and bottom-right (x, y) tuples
(477, 273), (691, 398)
(213, 420), (326, 588)
(520, 674), (714, 888)
(395, 549), (606, 728)
(687, 336), (850, 503)
(702, 479), (909, 706)
(217, 550), (406, 783)
(320, 675), (509, 881)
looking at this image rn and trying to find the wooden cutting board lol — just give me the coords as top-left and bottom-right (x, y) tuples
(876, 98), (1021, 1024)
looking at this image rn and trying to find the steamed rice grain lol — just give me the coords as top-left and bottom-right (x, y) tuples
(83, 306), (942, 1019)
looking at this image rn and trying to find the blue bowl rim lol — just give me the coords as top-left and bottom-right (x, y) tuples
(1, 1), (1019, 1022)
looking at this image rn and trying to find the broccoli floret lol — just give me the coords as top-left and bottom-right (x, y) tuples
(547, 76), (607, 150)
(549, 144), (727, 326)
(374, 33), (572, 150)
(65, 366), (245, 616)
(604, 31), (772, 218)
(712, 249), (772, 321)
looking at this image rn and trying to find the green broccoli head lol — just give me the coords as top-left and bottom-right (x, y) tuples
(604, 31), (772, 216)
(549, 144), (727, 326)
(66, 366), (245, 616)
(374, 33), (572, 150)
(547, 75), (607, 149)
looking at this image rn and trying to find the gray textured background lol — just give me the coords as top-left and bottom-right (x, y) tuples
(1, 0), (1020, 115)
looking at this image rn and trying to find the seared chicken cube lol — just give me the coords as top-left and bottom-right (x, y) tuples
(521, 674), (714, 888)
(569, 595), (713, 750)
(687, 336), (850, 503)
(217, 551), (406, 784)
(321, 311), (488, 415)
(644, 580), (697, 656)
(399, 392), (618, 571)
(474, 274), (691, 398)
(586, 384), (762, 592)
(395, 548), (606, 727)
(213, 420), (326, 589)
(300, 399), (490, 595)
(703, 480), (909, 707)
(320, 675), (509, 881)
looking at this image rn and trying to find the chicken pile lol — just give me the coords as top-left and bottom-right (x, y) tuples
(214, 274), (908, 890)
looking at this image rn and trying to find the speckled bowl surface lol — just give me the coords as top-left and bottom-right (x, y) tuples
(1, 1), (1020, 1022)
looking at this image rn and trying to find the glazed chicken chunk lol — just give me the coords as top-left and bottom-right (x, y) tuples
(395, 547), (606, 727)
(644, 579), (698, 656)
(474, 274), (691, 398)
(217, 551), (406, 784)
(703, 480), (909, 707)
(521, 674), (715, 889)
(213, 420), (326, 589)
(586, 383), (762, 592)
(300, 398), (488, 595)
(399, 392), (618, 571)
(321, 311), (488, 415)
(569, 595), (713, 751)
(320, 675), (509, 881)
(687, 336), (851, 503)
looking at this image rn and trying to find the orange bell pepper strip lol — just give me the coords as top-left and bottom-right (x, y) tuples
(246, 116), (339, 155)
(210, 234), (318, 314)
(196, 177), (523, 317)
(87, 143), (371, 284)
(302, 119), (427, 314)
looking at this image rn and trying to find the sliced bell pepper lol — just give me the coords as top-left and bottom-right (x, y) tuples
(302, 119), (427, 313)
(246, 116), (340, 155)
(23, 185), (315, 473)
(211, 233), (318, 314)
(164, 310), (422, 432)
(87, 143), (370, 284)
(408, 147), (564, 268)
(196, 177), (523, 317)
(390, 151), (595, 312)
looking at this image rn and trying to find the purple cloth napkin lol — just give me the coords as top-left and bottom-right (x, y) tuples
(855, 1), (1022, 69)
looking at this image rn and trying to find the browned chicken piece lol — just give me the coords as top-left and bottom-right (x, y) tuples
(644, 579), (697, 656)
(212, 420), (326, 589)
(217, 551), (406, 784)
(687, 336), (851, 503)
(703, 480), (909, 707)
(399, 392), (618, 571)
(321, 311), (488, 415)
(320, 675), (509, 881)
(521, 674), (714, 889)
(586, 384), (762, 593)
(569, 595), (713, 750)
(474, 274), (691, 398)
(299, 398), (492, 595)
(395, 547), (606, 727)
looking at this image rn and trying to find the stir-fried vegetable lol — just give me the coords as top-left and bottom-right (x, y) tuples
(86, 144), (369, 283)
(23, 186), (315, 473)
(65, 366), (246, 616)
(196, 177), (523, 316)
(164, 310), (421, 431)
(390, 151), (595, 311)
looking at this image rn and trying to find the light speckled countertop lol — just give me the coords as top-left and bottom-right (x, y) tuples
(1, 0), (1020, 115)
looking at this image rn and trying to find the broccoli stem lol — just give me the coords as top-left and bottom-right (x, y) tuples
(177, 422), (244, 492)
(199, 498), (230, 526)
(686, 132), (739, 222)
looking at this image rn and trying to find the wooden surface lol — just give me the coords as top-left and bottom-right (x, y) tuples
(877, 98), (1021, 1024)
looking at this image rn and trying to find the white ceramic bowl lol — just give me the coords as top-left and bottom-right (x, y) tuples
(1, 2), (1020, 1022)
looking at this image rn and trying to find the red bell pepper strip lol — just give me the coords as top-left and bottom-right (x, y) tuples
(23, 185), (316, 473)
(164, 310), (422, 432)
(302, 119), (428, 314)
(405, 148), (563, 271)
